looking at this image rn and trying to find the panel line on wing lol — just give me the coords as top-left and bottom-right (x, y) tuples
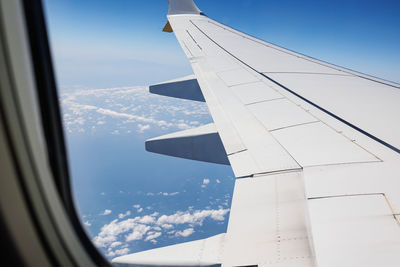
(269, 120), (320, 132)
(244, 97), (285, 106)
(308, 193), (400, 227)
(262, 72), (352, 76)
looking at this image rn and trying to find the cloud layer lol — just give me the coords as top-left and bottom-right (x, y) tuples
(93, 207), (229, 257)
(60, 86), (211, 134)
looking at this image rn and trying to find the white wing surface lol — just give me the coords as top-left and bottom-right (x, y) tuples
(113, 1), (400, 266)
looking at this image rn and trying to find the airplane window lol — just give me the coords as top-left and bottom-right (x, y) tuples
(42, 0), (235, 261)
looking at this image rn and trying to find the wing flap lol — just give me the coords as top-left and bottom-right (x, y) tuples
(272, 122), (379, 167)
(308, 194), (400, 267)
(222, 172), (313, 266)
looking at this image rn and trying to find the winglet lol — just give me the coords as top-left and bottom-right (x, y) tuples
(167, 0), (201, 15)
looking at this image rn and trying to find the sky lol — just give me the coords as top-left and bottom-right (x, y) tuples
(42, 0), (400, 261)
(44, 0), (400, 90)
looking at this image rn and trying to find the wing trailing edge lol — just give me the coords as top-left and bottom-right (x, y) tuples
(112, 234), (224, 267)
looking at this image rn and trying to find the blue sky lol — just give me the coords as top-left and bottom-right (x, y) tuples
(44, 0), (400, 89)
(43, 0), (400, 260)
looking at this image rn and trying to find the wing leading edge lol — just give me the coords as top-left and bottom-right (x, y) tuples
(113, 0), (400, 266)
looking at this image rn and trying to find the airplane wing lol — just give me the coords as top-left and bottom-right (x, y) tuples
(113, 1), (400, 266)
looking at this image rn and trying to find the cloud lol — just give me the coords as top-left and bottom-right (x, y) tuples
(125, 225), (151, 242)
(84, 221), (91, 227)
(202, 178), (210, 188)
(175, 228), (194, 238)
(101, 209), (112, 216)
(118, 211), (131, 219)
(60, 86), (211, 135)
(139, 215), (155, 224)
(133, 205), (143, 213)
(93, 208), (229, 249)
(156, 208), (229, 226)
(137, 124), (150, 133)
(144, 232), (162, 242)
(161, 224), (174, 229)
(110, 241), (122, 248)
(157, 191), (180, 196)
(216, 179), (221, 184)
(106, 247), (130, 257)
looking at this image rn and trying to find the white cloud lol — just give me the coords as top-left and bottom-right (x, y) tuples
(161, 224), (174, 229)
(216, 179), (221, 184)
(93, 208), (229, 252)
(139, 215), (155, 224)
(133, 205), (143, 213)
(118, 211), (131, 219)
(125, 225), (151, 242)
(106, 247), (130, 257)
(84, 221), (91, 227)
(202, 178), (210, 188)
(175, 228), (194, 237)
(101, 209), (112, 216)
(157, 191), (180, 196)
(110, 241), (122, 248)
(137, 124), (151, 133)
(177, 122), (191, 130)
(156, 208), (229, 226)
(59, 86), (210, 135)
(144, 232), (162, 242)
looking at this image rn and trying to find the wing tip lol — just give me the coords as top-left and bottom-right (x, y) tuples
(167, 0), (201, 15)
